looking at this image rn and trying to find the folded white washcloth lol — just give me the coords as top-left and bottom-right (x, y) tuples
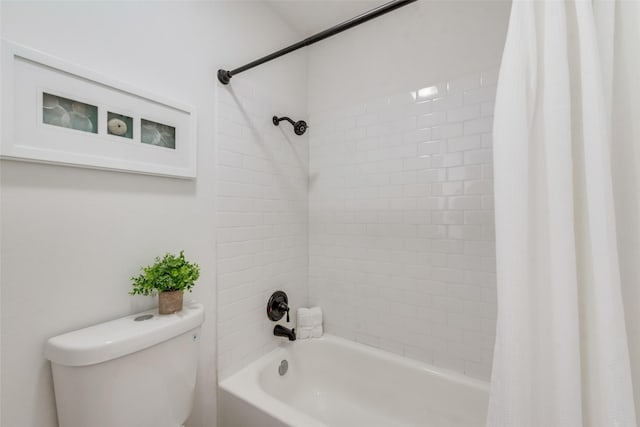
(311, 324), (323, 338)
(310, 307), (323, 325)
(297, 308), (314, 340)
(297, 308), (315, 327)
(297, 307), (323, 339)
(310, 307), (323, 338)
(298, 327), (312, 340)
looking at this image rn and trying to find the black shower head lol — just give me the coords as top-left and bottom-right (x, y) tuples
(273, 116), (308, 136)
(293, 120), (307, 136)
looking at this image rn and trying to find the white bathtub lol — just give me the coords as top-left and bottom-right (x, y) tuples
(219, 335), (489, 427)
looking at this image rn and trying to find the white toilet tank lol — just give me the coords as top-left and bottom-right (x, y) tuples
(45, 302), (204, 427)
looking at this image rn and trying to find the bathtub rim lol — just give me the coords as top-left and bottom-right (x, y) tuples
(218, 334), (490, 427)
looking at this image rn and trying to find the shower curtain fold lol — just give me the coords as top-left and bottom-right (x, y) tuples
(487, 1), (637, 426)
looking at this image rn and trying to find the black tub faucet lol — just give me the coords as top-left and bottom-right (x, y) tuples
(274, 325), (296, 341)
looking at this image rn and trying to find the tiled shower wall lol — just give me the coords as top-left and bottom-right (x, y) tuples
(216, 81), (308, 380)
(308, 69), (498, 380)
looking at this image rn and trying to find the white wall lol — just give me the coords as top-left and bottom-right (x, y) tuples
(0, 2), (305, 426)
(215, 65), (308, 380)
(308, 69), (498, 379)
(308, 1), (511, 112)
(306, 0), (510, 379)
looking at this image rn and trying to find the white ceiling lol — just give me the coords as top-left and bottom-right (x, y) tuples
(266, 1), (388, 37)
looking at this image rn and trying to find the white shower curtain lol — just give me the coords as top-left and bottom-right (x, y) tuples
(488, 1), (638, 426)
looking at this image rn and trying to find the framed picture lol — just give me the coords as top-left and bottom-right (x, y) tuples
(0, 40), (197, 179)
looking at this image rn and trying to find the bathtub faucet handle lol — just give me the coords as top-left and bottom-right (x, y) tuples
(277, 302), (290, 322)
(267, 290), (291, 323)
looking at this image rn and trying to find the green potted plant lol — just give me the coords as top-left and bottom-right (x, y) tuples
(130, 250), (200, 314)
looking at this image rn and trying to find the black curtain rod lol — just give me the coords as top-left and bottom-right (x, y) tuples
(217, 0), (418, 85)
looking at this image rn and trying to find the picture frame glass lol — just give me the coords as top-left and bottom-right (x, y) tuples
(141, 118), (176, 149)
(42, 93), (98, 134)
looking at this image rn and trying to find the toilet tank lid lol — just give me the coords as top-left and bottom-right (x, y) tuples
(44, 302), (204, 367)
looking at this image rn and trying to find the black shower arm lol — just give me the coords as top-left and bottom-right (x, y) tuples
(273, 116), (296, 127)
(217, 0), (417, 85)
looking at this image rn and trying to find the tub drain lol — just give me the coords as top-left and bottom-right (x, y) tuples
(279, 359), (288, 376)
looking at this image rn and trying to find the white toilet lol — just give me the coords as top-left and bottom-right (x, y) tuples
(44, 302), (204, 427)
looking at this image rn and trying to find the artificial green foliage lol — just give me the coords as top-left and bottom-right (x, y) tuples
(130, 250), (200, 296)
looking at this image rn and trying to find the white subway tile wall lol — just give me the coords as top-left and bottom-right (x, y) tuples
(308, 69), (498, 380)
(216, 81), (308, 380)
